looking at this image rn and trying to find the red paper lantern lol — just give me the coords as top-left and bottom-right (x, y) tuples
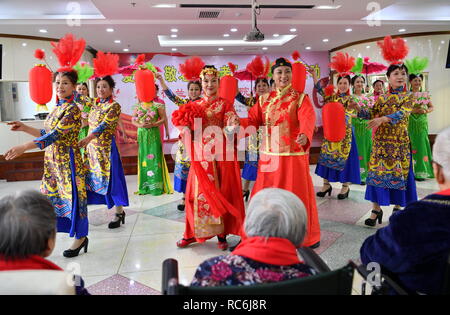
(219, 75), (237, 105)
(134, 68), (155, 102)
(322, 102), (346, 142)
(29, 64), (52, 112)
(292, 62), (307, 93)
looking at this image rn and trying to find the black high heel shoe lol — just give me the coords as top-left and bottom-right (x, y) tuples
(177, 198), (185, 211)
(243, 190), (250, 202)
(316, 185), (332, 197)
(63, 237), (88, 258)
(337, 185), (350, 200)
(364, 210), (383, 227)
(108, 211), (126, 229)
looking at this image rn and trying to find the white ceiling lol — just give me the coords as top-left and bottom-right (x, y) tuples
(0, 0), (449, 55)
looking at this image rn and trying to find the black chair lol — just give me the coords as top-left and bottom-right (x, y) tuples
(162, 247), (355, 295)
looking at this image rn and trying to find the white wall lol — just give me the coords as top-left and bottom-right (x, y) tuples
(332, 33), (450, 134)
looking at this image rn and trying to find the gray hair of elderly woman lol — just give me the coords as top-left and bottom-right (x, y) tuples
(244, 188), (307, 246)
(0, 190), (56, 260)
(433, 126), (450, 181)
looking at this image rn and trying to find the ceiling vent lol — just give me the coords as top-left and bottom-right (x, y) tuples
(198, 10), (222, 19)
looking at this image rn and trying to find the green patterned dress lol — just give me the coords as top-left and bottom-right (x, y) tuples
(133, 102), (173, 195)
(352, 94), (374, 182)
(408, 92), (434, 179)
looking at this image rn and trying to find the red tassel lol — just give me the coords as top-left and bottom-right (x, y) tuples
(34, 49), (45, 60)
(324, 84), (335, 96)
(135, 54), (146, 66)
(228, 62), (237, 75)
(292, 50), (301, 61)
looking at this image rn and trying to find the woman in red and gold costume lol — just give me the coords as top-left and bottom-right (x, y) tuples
(243, 57), (321, 248)
(174, 65), (245, 250)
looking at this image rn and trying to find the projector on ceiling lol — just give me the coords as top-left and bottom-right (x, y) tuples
(243, 28), (265, 42)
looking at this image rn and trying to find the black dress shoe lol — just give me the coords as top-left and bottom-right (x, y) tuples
(393, 207), (402, 212)
(337, 186), (350, 200)
(108, 212), (126, 229)
(316, 186), (332, 197)
(177, 204), (185, 211)
(364, 210), (383, 227)
(243, 190), (250, 202)
(63, 237), (89, 258)
(309, 242), (320, 249)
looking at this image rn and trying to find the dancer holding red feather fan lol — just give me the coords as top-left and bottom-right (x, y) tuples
(5, 34), (90, 257)
(172, 64), (245, 250)
(349, 36), (418, 226)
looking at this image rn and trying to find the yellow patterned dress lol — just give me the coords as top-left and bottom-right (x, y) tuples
(84, 97), (129, 208)
(358, 89), (418, 206)
(33, 94), (88, 238)
(315, 93), (361, 184)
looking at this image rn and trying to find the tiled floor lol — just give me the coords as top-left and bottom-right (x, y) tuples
(0, 167), (438, 295)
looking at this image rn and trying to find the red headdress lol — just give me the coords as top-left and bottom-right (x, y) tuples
(93, 51), (119, 78)
(179, 56), (205, 81)
(329, 52), (355, 77)
(51, 33), (86, 72)
(377, 35), (409, 65)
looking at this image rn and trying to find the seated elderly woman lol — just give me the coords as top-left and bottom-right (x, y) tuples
(360, 127), (450, 295)
(0, 190), (89, 295)
(191, 188), (315, 287)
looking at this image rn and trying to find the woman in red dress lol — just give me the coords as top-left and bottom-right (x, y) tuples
(175, 65), (245, 250)
(243, 58), (321, 248)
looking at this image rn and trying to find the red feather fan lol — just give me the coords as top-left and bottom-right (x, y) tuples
(246, 56), (270, 79)
(93, 51), (119, 78)
(228, 62), (237, 75)
(324, 84), (336, 97)
(135, 54), (146, 66)
(377, 35), (409, 65)
(179, 56), (205, 81)
(329, 52), (355, 77)
(51, 33), (86, 72)
(34, 49), (45, 60)
(292, 50), (301, 61)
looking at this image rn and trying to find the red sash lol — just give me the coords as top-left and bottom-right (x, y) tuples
(232, 236), (302, 266)
(0, 255), (62, 271)
(436, 188), (450, 196)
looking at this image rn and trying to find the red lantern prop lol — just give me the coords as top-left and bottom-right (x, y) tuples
(322, 102), (346, 142)
(292, 62), (307, 93)
(134, 68), (156, 103)
(219, 75), (237, 105)
(29, 49), (52, 113)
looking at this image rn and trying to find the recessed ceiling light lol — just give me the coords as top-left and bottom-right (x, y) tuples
(345, 28), (352, 32)
(262, 47), (268, 50)
(290, 28), (297, 32)
(442, 40), (446, 44)
(323, 38), (329, 42)
(39, 29), (47, 33)
(366, 45), (371, 48)
(315, 5), (341, 9)
(399, 28), (406, 32)
(107, 28), (114, 32)
(114, 40), (121, 43)
(305, 46), (311, 50)
(171, 28), (178, 33)
(223, 34), (230, 37)
(171, 34), (178, 38)
(230, 28), (238, 32)
(273, 33), (280, 37)
(123, 48), (129, 52)
(218, 48), (224, 51)
(171, 48), (177, 51)
(22, 43), (27, 47)
(153, 4), (176, 8)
